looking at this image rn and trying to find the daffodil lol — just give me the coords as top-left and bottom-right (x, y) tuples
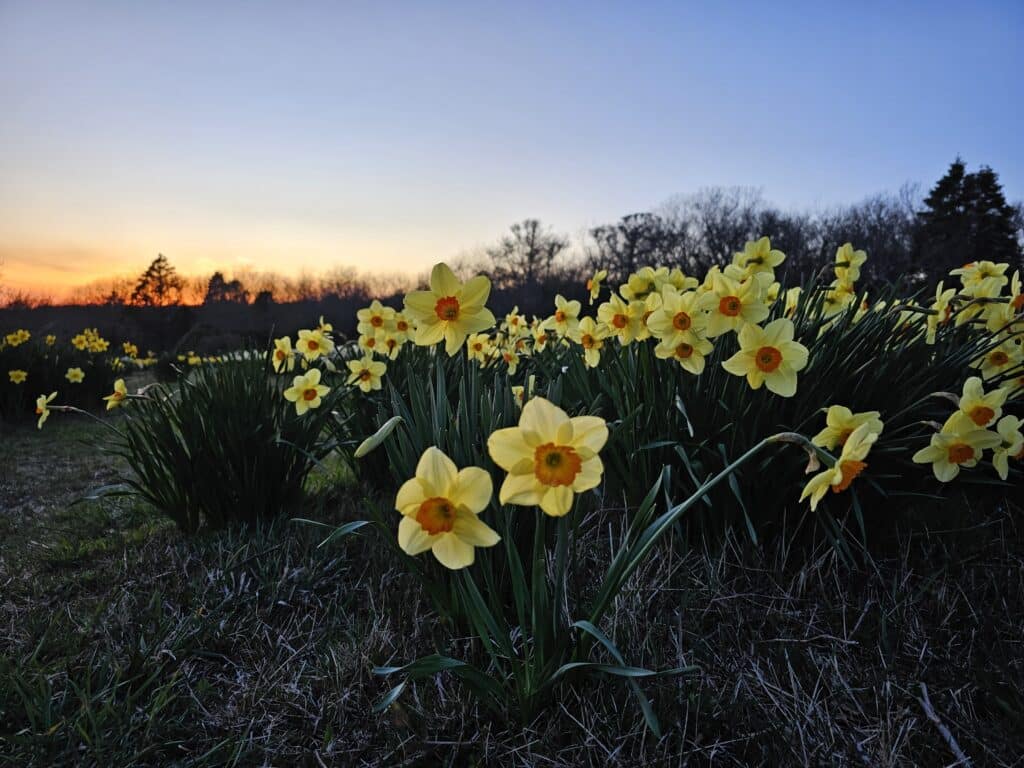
(542, 295), (582, 337)
(502, 306), (528, 338)
(950, 261), (1009, 297)
(926, 281), (957, 344)
(296, 328), (334, 361)
(971, 339), (1020, 380)
(991, 415), (1023, 480)
(833, 243), (867, 284)
(65, 367), (85, 383)
(487, 397), (608, 517)
(403, 263), (496, 355)
(511, 375), (537, 409)
(103, 379), (128, 410)
(395, 447), (499, 569)
(654, 332), (714, 374)
(596, 293), (646, 345)
(283, 368), (330, 414)
(912, 425), (1001, 482)
(465, 333), (493, 364)
(357, 300), (396, 336)
(733, 236), (785, 276)
(800, 422), (880, 511)
(821, 281), (857, 319)
(34, 392), (57, 429)
(586, 269), (607, 304)
(272, 336), (295, 373)
(499, 347), (520, 374)
(954, 376), (1007, 428)
(721, 319), (809, 397)
(357, 333), (381, 355)
(646, 286), (708, 343)
(380, 334), (404, 360)
(346, 356), (387, 393)
(621, 266), (669, 301)
(45, 334), (56, 346)
(568, 317), (609, 369)
(703, 272), (769, 338)
(8, 369), (27, 384)
(783, 286), (802, 317)
(812, 406), (884, 450)
(393, 312), (414, 339)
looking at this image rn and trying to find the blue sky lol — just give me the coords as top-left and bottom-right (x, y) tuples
(1, 0), (1021, 296)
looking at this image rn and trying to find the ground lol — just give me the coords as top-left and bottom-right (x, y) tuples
(1, 416), (1023, 766)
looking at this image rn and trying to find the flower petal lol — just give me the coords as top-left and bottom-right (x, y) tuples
(451, 467), (493, 513)
(520, 397), (568, 444)
(539, 485), (574, 517)
(398, 516), (435, 555)
(487, 427), (535, 471)
(452, 511), (501, 547)
(432, 533), (475, 569)
(499, 472), (544, 506)
(416, 447), (458, 496)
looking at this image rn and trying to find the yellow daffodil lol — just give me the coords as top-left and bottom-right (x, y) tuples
(511, 375), (537, 409)
(800, 422), (880, 511)
(568, 317), (609, 369)
(733, 236), (785, 276)
(502, 306), (528, 338)
(103, 379), (128, 410)
(646, 286), (708, 343)
(992, 415), (1023, 480)
(833, 243), (867, 284)
(654, 332), (714, 375)
(466, 333), (494, 364)
(812, 406), (885, 450)
(296, 328), (334, 361)
(971, 339), (1020, 380)
(703, 272), (769, 338)
(542, 295), (582, 337)
(394, 447), (499, 570)
(123, 341), (138, 357)
(783, 286), (802, 317)
(950, 261), (1009, 297)
(357, 300), (396, 336)
(272, 336), (295, 373)
(317, 315), (334, 335)
(380, 334), (404, 359)
(721, 318), (809, 397)
(926, 281), (957, 344)
(821, 281), (857, 319)
(954, 376), (1008, 428)
(283, 368), (330, 414)
(35, 392), (57, 429)
(586, 269), (608, 304)
(45, 334), (56, 346)
(912, 424), (1001, 482)
(393, 312), (413, 339)
(596, 293), (646, 345)
(499, 348), (520, 374)
(8, 369), (27, 384)
(346, 356), (387, 393)
(487, 397), (608, 517)
(621, 266), (669, 301)
(403, 263), (496, 355)
(65, 367), (85, 383)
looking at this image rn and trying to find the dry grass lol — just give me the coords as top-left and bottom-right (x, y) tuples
(1, 418), (1022, 766)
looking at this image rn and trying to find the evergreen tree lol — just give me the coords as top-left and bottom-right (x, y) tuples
(916, 158), (1022, 279)
(131, 254), (184, 306)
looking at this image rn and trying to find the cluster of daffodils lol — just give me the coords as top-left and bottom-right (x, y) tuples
(913, 377), (1022, 481)
(3, 329), (31, 348)
(71, 328), (110, 353)
(394, 398), (607, 569)
(275, 315), (390, 415)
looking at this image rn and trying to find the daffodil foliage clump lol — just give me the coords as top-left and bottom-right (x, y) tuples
(290, 246), (1020, 728)
(76, 350), (351, 534)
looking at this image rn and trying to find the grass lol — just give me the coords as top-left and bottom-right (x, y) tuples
(1, 416), (1023, 765)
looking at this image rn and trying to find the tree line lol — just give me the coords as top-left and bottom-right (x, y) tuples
(4, 159), (1022, 319)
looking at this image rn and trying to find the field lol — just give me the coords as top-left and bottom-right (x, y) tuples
(1, 413), (1022, 765)
(2, 247), (1023, 766)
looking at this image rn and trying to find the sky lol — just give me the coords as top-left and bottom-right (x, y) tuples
(1, 1), (1022, 300)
